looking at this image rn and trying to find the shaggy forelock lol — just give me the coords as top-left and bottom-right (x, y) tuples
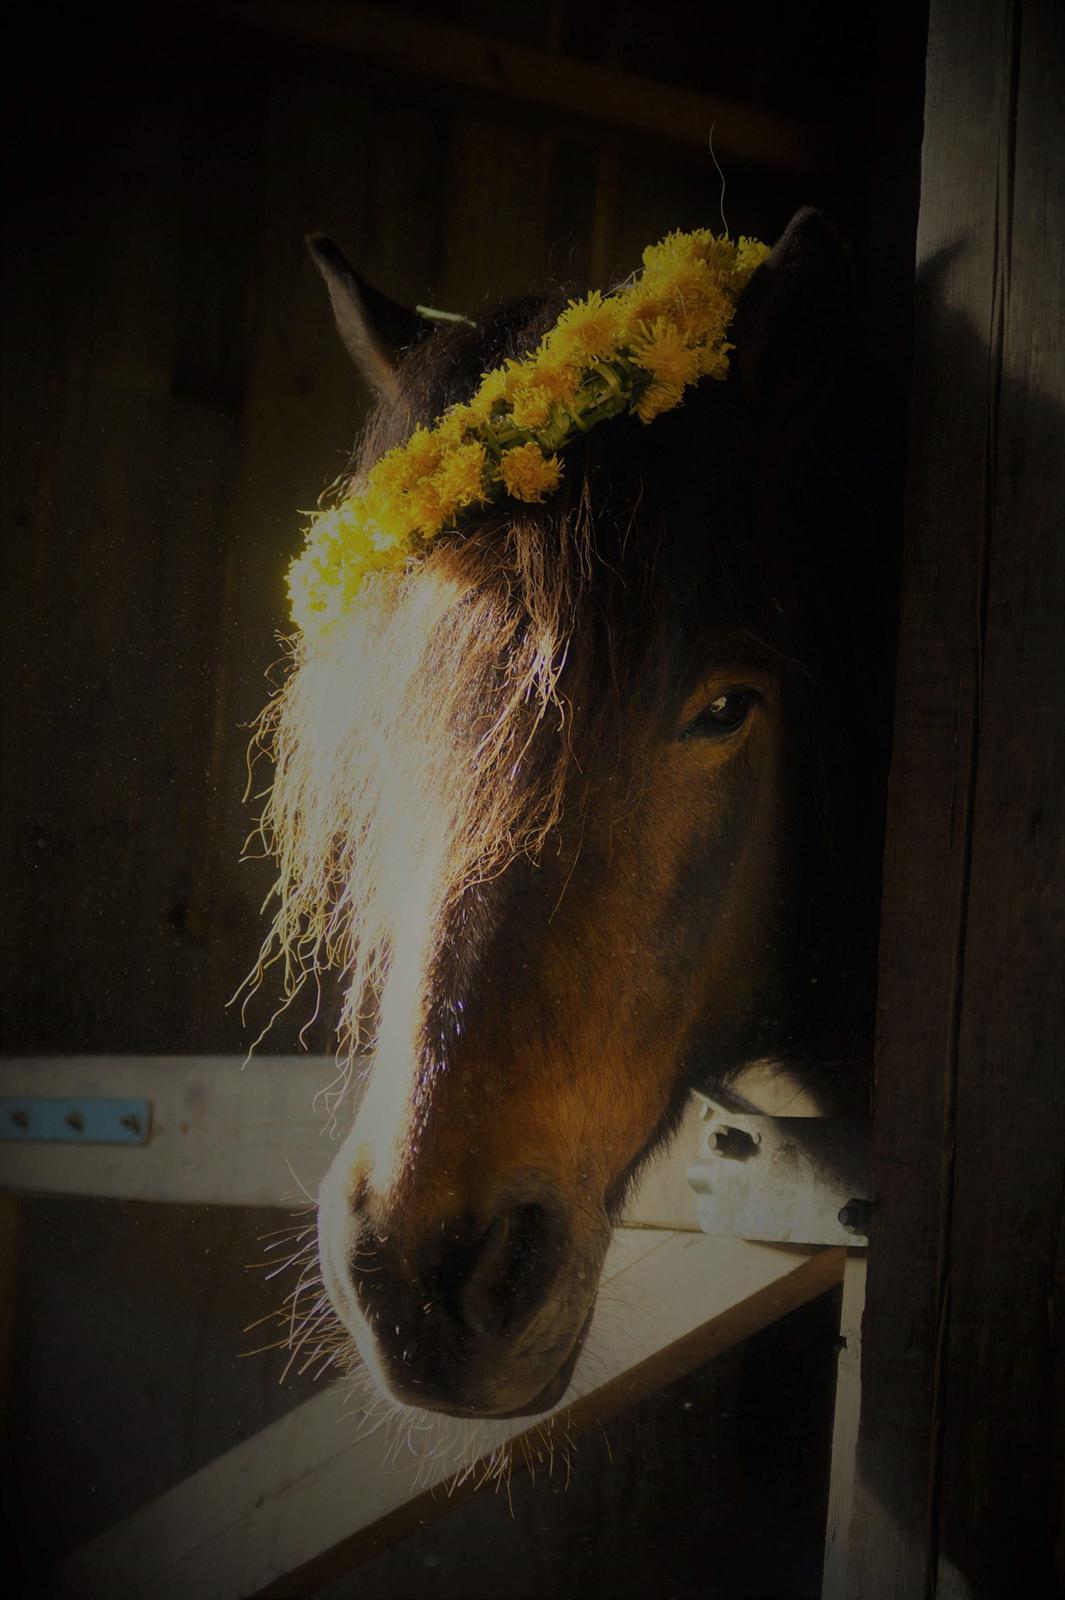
(241, 276), (873, 1111)
(245, 293), (667, 1106)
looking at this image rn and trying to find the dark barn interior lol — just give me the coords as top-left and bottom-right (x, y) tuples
(4, 2), (1062, 1598)
(1, 3), (921, 1063)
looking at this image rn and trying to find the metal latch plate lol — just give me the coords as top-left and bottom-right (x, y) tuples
(0, 1098), (151, 1145)
(688, 1103), (871, 1245)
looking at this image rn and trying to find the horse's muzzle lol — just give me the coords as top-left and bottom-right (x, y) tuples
(319, 1165), (608, 1416)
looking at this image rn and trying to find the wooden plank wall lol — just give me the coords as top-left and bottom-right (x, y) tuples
(850, 0), (1065, 1594)
(0, 5), (919, 1592)
(1, 0), (865, 1065)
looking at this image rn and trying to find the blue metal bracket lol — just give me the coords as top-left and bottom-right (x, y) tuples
(0, 1098), (151, 1145)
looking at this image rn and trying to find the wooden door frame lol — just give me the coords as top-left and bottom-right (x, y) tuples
(848, 0), (1065, 1593)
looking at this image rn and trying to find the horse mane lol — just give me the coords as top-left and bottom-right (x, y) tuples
(245, 281), (894, 1096)
(246, 292), (650, 1086)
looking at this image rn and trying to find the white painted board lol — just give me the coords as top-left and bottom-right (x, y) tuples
(56, 1232), (842, 1600)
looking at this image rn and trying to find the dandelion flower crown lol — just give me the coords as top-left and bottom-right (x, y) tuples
(288, 228), (770, 639)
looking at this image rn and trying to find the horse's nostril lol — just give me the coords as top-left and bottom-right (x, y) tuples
(462, 1201), (564, 1339)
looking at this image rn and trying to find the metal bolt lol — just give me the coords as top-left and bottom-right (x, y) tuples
(10, 1108), (30, 1130)
(64, 1110), (85, 1133)
(120, 1113), (141, 1134)
(838, 1198), (872, 1235)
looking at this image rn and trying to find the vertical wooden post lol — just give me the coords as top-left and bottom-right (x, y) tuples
(849, 1), (1065, 1594)
(823, 1251), (867, 1599)
(0, 1197), (20, 1428)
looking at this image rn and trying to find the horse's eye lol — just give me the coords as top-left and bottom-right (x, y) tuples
(679, 690), (756, 741)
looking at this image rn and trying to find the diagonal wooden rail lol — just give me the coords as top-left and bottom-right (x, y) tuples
(3, 1054), (861, 1595)
(55, 1231), (843, 1599)
(194, 0), (835, 175)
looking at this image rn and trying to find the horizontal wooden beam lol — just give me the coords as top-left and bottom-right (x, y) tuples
(198, 0), (834, 174)
(0, 1054), (700, 1223)
(0, 1056), (338, 1209)
(56, 1232), (844, 1598)
(0, 1058), (864, 1238)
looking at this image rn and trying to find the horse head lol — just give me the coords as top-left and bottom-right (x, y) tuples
(257, 209), (886, 1418)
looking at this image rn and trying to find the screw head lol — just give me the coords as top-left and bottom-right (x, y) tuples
(838, 1198), (872, 1235)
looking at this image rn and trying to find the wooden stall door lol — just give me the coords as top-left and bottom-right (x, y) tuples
(849, 0), (1065, 1595)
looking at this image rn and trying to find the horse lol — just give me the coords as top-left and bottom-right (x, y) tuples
(251, 207), (892, 1423)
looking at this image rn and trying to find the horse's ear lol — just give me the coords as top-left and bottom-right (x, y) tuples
(306, 234), (432, 399)
(731, 208), (854, 421)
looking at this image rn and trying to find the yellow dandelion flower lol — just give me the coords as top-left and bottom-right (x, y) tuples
(509, 383), (554, 430)
(499, 441), (563, 502)
(340, 508), (382, 566)
(370, 446), (413, 495)
(546, 290), (621, 365)
(289, 224), (770, 636)
(407, 478), (450, 539)
(436, 403), (477, 447)
(615, 284), (665, 342)
(695, 235), (738, 277)
(468, 365), (515, 422)
(288, 504), (380, 634)
(304, 504), (343, 552)
(696, 342), (733, 381)
(360, 485), (416, 552)
(733, 237), (771, 287)
(524, 352), (581, 404)
(641, 232), (719, 295)
(436, 439), (488, 509)
(403, 426), (443, 477)
(366, 525), (407, 561)
(287, 550), (329, 633)
(631, 318), (701, 389)
(642, 230), (700, 275)
(645, 258), (711, 309)
(634, 381), (684, 423)
(307, 507), (365, 587)
(686, 229), (722, 261)
(676, 292), (731, 346)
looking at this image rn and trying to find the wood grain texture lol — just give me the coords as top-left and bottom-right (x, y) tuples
(201, 0), (835, 174)
(0, 58), (255, 1057)
(0, 38), (452, 1062)
(1, 16), (915, 1594)
(0, 4), (877, 1071)
(850, 1), (1065, 1594)
(0, 1055), (339, 1208)
(55, 1236), (842, 1599)
(823, 1250), (867, 1600)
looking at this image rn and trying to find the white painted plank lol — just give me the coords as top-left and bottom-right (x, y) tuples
(0, 1056), (341, 1208)
(622, 1096), (705, 1230)
(0, 1056), (706, 1227)
(56, 1235), (843, 1599)
(1, 1061), (860, 1241)
(822, 1249), (867, 1599)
